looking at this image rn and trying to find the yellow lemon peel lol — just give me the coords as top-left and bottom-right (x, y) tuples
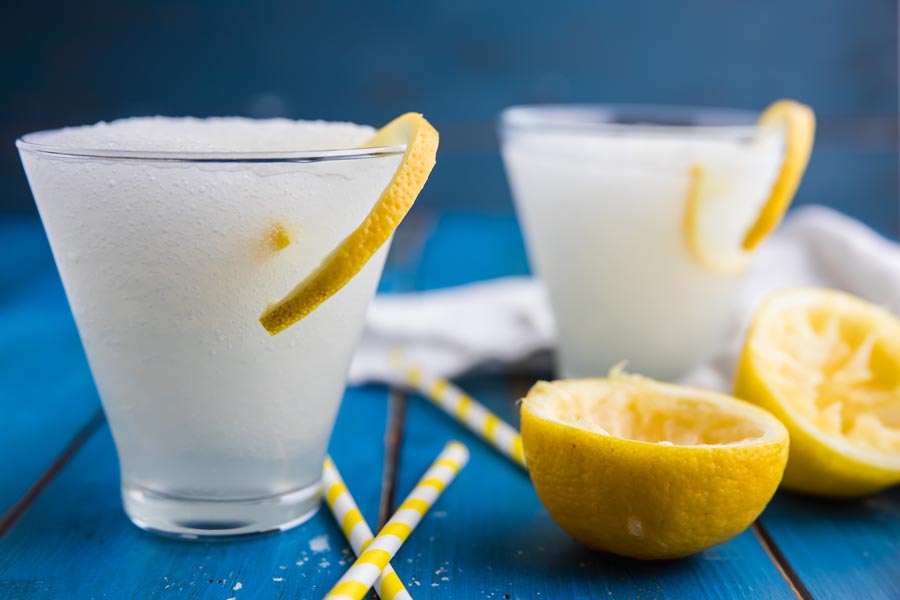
(736, 288), (900, 497)
(259, 113), (438, 334)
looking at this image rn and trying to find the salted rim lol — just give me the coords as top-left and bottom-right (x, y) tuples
(16, 127), (406, 163)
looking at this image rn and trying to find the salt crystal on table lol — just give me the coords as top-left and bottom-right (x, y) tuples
(309, 534), (331, 553)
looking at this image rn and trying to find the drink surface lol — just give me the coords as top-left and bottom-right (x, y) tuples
(20, 118), (402, 501)
(503, 126), (783, 380)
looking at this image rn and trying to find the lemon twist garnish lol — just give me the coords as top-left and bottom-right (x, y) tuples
(681, 163), (749, 273)
(743, 99), (816, 250)
(259, 113), (438, 335)
(682, 164), (752, 273)
(520, 374), (788, 559)
(682, 99), (815, 272)
(736, 288), (900, 497)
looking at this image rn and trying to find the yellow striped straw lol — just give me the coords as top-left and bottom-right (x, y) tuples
(323, 441), (469, 600)
(321, 457), (412, 600)
(392, 356), (526, 469)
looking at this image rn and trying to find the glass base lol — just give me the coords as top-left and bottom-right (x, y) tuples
(122, 480), (321, 539)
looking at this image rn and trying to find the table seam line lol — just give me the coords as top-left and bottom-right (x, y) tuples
(0, 407), (105, 538)
(752, 520), (815, 600)
(371, 387), (406, 600)
(377, 387), (407, 529)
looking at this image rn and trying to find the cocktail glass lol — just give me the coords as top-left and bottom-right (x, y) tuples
(17, 119), (405, 538)
(499, 104), (784, 381)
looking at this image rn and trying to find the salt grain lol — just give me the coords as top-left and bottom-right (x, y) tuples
(309, 534), (331, 553)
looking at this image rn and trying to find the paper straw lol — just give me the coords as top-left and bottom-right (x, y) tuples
(323, 441), (469, 600)
(392, 357), (526, 469)
(322, 457), (412, 600)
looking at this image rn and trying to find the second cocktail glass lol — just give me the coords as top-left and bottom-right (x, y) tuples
(500, 104), (785, 381)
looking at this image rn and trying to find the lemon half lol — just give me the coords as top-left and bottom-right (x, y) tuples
(736, 288), (900, 497)
(520, 373), (788, 559)
(259, 113), (438, 335)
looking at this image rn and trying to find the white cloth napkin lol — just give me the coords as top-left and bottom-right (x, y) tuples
(349, 205), (900, 391)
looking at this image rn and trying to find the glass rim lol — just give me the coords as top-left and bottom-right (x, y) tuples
(499, 103), (765, 139)
(15, 128), (407, 163)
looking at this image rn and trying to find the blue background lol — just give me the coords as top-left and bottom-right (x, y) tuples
(2, 5), (900, 598)
(1, 0), (898, 235)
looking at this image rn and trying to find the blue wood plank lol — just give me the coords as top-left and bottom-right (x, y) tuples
(759, 490), (900, 600)
(414, 212), (530, 291)
(0, 219), (101, 516)
(392, 375), (797, 599)
(0, 384), (390, 599)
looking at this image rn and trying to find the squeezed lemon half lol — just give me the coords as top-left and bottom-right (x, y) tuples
(683, 99), (815, 271)
(259, 113), (438, 334)
(736, 288), (900, 497)
(520, 372), (788, 559)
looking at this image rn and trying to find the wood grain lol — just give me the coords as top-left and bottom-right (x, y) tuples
(759, 489), (900, 600)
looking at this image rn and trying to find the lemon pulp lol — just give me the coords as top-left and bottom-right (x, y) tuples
(736, 288), (900, 496)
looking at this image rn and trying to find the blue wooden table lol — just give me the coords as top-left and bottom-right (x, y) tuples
(1, 212), (899, 600)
